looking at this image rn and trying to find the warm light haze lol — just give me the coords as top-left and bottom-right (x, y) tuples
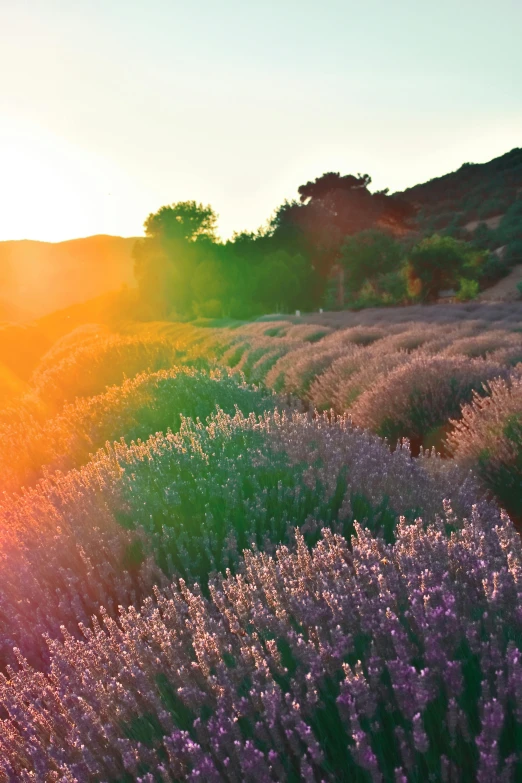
(1, 0), (520, 242)
(2, 2), (522, 778)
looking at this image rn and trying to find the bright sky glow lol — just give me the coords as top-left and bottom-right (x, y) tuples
(0, 0), (520, 242)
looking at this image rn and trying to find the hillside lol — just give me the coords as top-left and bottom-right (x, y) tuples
(397, 148), (522, 255)
(0, 234), (139, 319)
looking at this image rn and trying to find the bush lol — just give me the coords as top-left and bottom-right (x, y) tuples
(340, 229), (404, 295)
(442, 331), (522, 359)
(447, 373), (522, 519)
(105, 409), (498, 584)
(193, 298), (224, 318)
(349, 354), (508, 452)
(0, 407), (493, 669)
(376, 266), (409, 302)
(456, 277), (479, 301)
(407, 235), (483, 301)
(479, 250), (512, 285)
(32, 334), (180, 406)
(0, 367), (277, 494)
(2, 508), (520, 782)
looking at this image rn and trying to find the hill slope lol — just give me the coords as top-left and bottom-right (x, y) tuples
(0, 234), (139, 319)
(396, 147), (522, 242)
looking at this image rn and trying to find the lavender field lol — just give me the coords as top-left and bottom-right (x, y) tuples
(0, 304), (522, 781)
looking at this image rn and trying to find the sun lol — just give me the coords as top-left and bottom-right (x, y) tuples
(0, 118), (112, 242)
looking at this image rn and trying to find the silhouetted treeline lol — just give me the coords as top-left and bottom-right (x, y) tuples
(133, 172), (416, 319)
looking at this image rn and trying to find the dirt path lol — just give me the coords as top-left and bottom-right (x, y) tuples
(477, 264), (522, 302)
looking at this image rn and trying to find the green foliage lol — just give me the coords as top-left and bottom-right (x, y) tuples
(504, 239), (522, 266)
(133, 201), (220, 318)
(472, 221), (497, 250)
(407, 234), (483, 301)
(193, 298), (224, 319)
(479, 251), (513, 285)
(340, 230), (403, 293)
(456, 278), (479, 301)
(496, 199), (522, 246)
(254, 250), (316, 313)
(132, 169), (418, 320)
(375, 267), (409, 302)
(143, 201), (219, 243)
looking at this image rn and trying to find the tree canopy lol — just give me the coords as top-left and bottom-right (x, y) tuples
(132, 171), (418, 319)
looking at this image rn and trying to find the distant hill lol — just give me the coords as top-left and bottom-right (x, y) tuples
(0, 234), (139, 320)
(396, 148), (522, 246)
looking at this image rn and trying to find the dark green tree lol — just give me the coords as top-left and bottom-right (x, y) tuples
(133, 201), (219, 317)
(271, 172), (416, 281)
(407, 235), (484, 301)
(340, 230), (404, 294)
(254, 250), (315, 313)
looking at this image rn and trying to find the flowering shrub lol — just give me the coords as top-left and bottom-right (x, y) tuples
(1, 508), (521, 782)
(32, 323), (110, 375)
(32, 333), (181, 406)
(0, 367), (276, 494)
(0, 312), (521, 780)
(306, 349), (364, 411)
(264, 344), (348, 395)
(105, 409), (497, 585)
(332, 349), (413, 412)
(349, 355), (508, 452)
(441, 330), (522, 359)
(447, 372), (522, 519)
(0, 409), (494, 670)
(0, 475), (166, 669)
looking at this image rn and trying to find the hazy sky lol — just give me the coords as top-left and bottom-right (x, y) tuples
(0, 0), (520, 242)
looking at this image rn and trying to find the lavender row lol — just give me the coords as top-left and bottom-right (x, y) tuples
(0, 409), (494, 670)
(1, 506), (521, 781)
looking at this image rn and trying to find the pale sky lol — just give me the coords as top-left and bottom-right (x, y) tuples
(0, 0), (520, 242)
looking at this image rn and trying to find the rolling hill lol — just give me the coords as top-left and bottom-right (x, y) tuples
(0, 234), (139, 319)
(396, 147), (522, 246)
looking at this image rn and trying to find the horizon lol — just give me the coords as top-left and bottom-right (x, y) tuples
(1, 0), (521, 244)
(0, 144), (520, 246)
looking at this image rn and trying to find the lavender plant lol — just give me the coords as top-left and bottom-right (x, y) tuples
(0, 366), (276, 493)
(32, 334), (181, 406)
(349, 355), (509, 452)
(0, 409), (495, 669)
(447, 371), (522, 519)
(0, 507), (521, 781)
(104, 409), (498, 585)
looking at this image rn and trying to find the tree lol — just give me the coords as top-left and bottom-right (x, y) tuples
(272, 172), (416, 280)
(134, 201), (219, 317)
(143, 201), (218, 243)
(407, 235), (483, 302)
(340, 230), (404, 294)
(254, 250), (315, 313)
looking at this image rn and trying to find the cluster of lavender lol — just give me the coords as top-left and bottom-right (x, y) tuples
(308, 347), (410, 413)
(105, 409), (496, 585)
(263, 326), (391, 396)
(32, 333), (180, 406)
(448, 371), (522, 519)
(349, 355), (509, 451)
(185, 319), (522, 453)
(0, 366), (275, 494)
(305, 323), (482, 413)
(1, 507), (521, 781)
(441, 329), (522, 360)
(0, 312), (521, 780)
(0, 472), (166, 669)
(0, 409), (491, 670)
